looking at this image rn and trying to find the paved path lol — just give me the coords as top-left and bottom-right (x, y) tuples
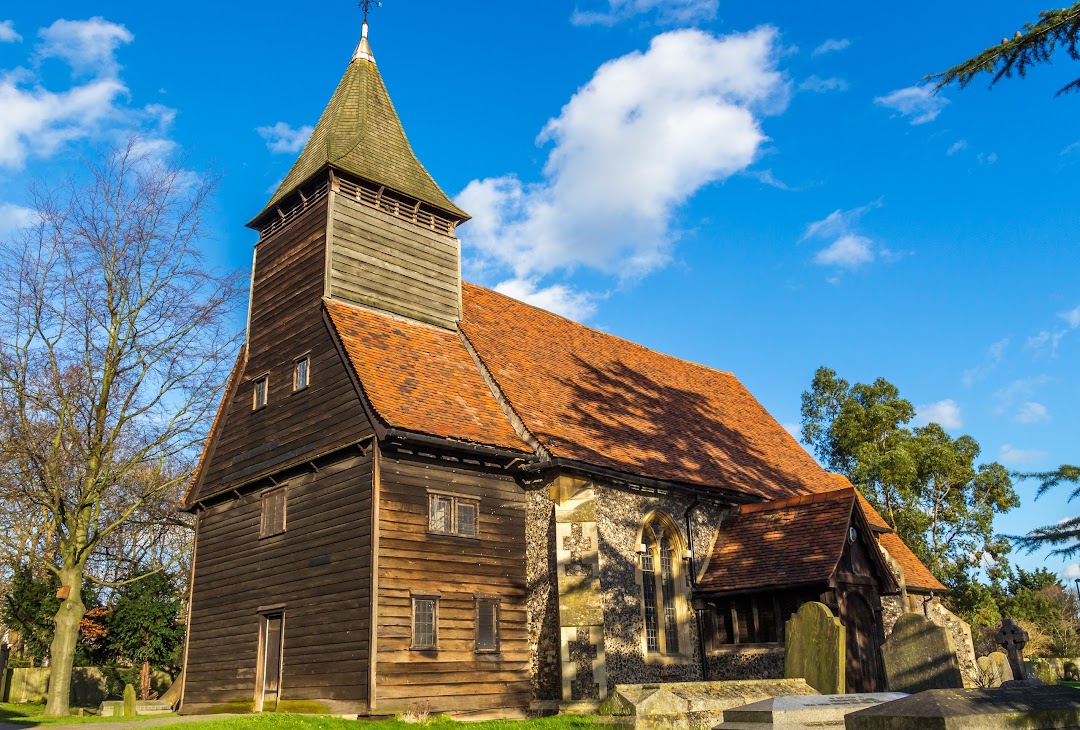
(0, 714), (243, 730)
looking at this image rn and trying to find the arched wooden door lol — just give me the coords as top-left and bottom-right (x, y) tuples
(842, 591), (884, 692)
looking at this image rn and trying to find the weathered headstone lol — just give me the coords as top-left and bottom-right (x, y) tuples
(996, 618), (1029, 681)
(123, 683), (137, 717)
(975, 652), (1014, 688)
(597, 678), (818, 730)
(784, 601), (846, 695)
(881, 612), (964, 693)
(716, 693), (907, 728)
(845, 686), (1080, 730)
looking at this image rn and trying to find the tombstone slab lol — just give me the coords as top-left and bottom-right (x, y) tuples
(597, 678), (818, 730)
(881, 613), (964, 693)
(784, 601), (846, 695)
(844, 685), (1080, 729)
(714, 693), (908, 729)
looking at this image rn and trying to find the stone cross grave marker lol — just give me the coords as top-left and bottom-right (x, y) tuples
(996, 618), (1029, 681)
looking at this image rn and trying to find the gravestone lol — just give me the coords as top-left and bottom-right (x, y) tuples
(784, 602), (846, 695)
(716, 693), (907, 729)
(123, 683), (137, 717)
(975, 652), (1013, 687)
(881, 613), (964, 693)
(845, 685), (1080, 730)
(597, 678), (818, 730)
(996, 618), (1029, 680)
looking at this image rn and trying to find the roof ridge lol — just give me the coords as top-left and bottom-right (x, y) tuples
(736, 486), (855, 514)
(463, 281), (737, 377)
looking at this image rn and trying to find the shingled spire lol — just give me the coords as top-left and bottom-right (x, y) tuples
(253, 17), (468, 223)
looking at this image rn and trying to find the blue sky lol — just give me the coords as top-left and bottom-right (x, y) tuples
(0, 1), (1077, 581)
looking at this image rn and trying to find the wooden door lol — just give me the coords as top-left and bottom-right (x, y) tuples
(259, 613), (284, 711)
(842, 591), (883, 692)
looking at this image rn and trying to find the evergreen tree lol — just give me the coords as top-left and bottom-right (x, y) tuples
(106, 569), (185, 700)
(1, 566), (59, 664)
(930, 4), (1080, 95)
(1013, 466), (1080, 557)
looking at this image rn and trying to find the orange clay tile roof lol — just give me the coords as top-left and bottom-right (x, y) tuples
(324, 298), (528, 452)
(460, 282), (842, 500)
(851, 486), (946, 593)
(696, 488), (858, 594)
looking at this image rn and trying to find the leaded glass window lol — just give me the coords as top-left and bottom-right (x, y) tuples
(413, 598), (436, 649)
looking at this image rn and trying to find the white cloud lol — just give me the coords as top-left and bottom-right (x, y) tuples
(571, 0), (718, 26)
(1027, 328), (1067, 357)
(493, 278), (597, 321)
(799, 75), (848, 93)
(0, 20), (21, 43)
(978, 151), (998, 165)
(999, 444), (1048, 466)
(812, 38), (851, 56)
(946, 140), (967, 156)
(36, 17), (133, 77)
(802, 199), (886, 271)
(993, 375), (1053, 414)
(875, 84), (948, 125)
(0, 202), (35, 237)
(1060, 304), (1080, 329)
(458, 27), (788, 315)
(962, 338), (1008, 387)
(256, 122), (314, 155)
(813, 234), (873, 268)
(1015, 401), (1050, 424)
(1063, 564), (1080, 580)
(915, 399), (963, 429)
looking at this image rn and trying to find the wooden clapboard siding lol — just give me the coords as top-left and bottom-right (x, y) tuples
(197, 195), (373, 495)
(183, 449), (374, 714)
(374, 453), (531, 713)
(329, 193), (461, 330)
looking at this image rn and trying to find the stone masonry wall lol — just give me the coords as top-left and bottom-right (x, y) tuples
(526, 487), (562, 703)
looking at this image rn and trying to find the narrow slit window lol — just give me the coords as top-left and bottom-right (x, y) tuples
(475, 599), (499, 652)
(293, 357), (309, 391)
(253, 376), (268, 410)
(412, 598), (437, 649)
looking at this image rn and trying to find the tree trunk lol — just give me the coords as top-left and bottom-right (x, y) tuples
(140, 660), (151, 701)
(43, 568), (86, 717)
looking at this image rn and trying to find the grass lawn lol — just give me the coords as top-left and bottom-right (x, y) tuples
(0, 706), (596, 729)
(0, 703), (177, 725)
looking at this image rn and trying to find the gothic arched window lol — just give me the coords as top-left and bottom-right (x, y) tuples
(639, 514), (685, 656)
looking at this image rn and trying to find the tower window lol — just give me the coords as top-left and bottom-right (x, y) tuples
(294, 356), (310, 391)
(260, 488), (287, 538)
(253, 376), (268, 410)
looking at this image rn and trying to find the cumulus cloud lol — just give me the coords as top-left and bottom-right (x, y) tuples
(875, 84), (948, 124)
(799, 75), (848, 93)
(0, 202), (36, 237)
(0, 17), (171, 171)
(1015, 401), (1050, 424)
(962, 338), (1008, 387)
(802, 199), (887, 271)
(812, 38), (850, 56)
(1025, 303), (1080, 357)
(457, 27), (788, 320)
(36, 17), (133, 77)
(915, 399), (963, 429)
(999, 444), (1048, 466)
(493, 278), (598, 322)
(0, 20), (21, 43)
(1063, 564), (1080, 580)
(257, 122), (314, 154)
(572, 0), (718, 26)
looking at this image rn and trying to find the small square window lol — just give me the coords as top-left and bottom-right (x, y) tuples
(475, 599), (499, 652)
(428, 493), (479, 537)
(253, 376), (268, 410)
(293, 357), (309, 391)
(412, 598), (437, 649)
(260, 488), (286, 537)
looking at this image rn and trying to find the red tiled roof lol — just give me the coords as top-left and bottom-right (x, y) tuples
(696, 488), (857, 594)
(460, 282), (841, 500)
(325, 298), (528, 452)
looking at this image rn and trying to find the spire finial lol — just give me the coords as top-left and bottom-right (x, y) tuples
(353, 1), (381, 63)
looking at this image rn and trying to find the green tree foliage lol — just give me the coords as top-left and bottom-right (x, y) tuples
(800, 367), (1019, 586)
(1, 566), (60, 663)
(106, 568), (185, 700)
(1012, 466), (1080, 557)
(1000, 568), (1079, 658)
(930, 4), (1080, 95)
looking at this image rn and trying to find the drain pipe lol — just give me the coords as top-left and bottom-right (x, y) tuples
(685, 498), (709, 681)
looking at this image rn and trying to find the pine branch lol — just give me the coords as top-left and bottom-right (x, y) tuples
(928, 4), (1080, 95)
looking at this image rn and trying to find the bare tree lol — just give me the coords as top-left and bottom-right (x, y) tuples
(0, 137), (244, 715)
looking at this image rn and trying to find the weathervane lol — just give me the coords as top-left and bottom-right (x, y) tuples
(359, 0), (382, 22)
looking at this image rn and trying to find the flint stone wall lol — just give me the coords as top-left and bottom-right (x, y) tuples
(706, 646), (784, 681)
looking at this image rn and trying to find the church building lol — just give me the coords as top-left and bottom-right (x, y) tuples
(179, 19), (946, 717)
